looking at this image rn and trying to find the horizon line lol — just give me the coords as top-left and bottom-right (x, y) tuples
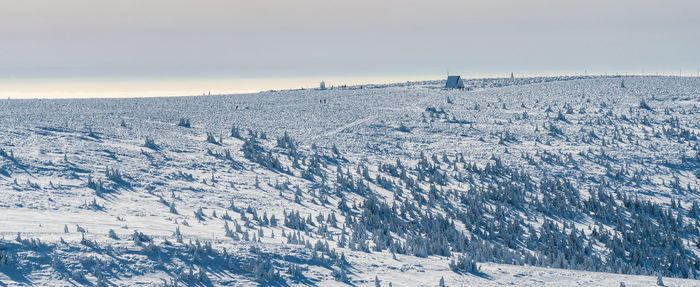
(1, 73), (698, 100)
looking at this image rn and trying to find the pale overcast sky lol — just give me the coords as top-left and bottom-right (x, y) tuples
(1, 0), (698, 81)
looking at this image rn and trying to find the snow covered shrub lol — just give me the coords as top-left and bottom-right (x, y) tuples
(397, 122), (411, 133)
(224, 222), (239, 240)
(87, 175), (104, 195)
(13, 233), (44, 248)
(142, 241), (160, 254)
(174, 226), (183, 243)
(276, 131), (296, 149)
(160, 277), (179, 287)
(206, 132), (219, 144)
(0, 148), (16, 162)
(283, 210), (307, 231)
(144, 137), (159, 150)
(231, 124), (242, 138)
(245, 253), (280, 282)
(96, 274), (107, 287)
(548, 123), (565, 137)
(177, 118), (191, 128)
(132, 230), (152, 246)
(287, 263), (303, 278)
(105, 167), (122, 182)
(242, 137), (285, 173)
(331, 268), (349, 282)
(84, 197), (103, 210)
(87, 129), (99, 139)
(50, 254), (64, 270)
(194, 207), (205, 221)
(556, 110), (568, 122)
(108, 229), (119, 240)
(221, 210), (232, 221)
(71, 269), (86, 281)
(80, 233), (98, 248)
(0, 250), (14, 268)
(176, 265), (208, 283)
(195, 267), (209, 283)
(449, 254), (479, 274)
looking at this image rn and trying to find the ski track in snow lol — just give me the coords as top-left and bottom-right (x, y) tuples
(311, 116), (379, 142)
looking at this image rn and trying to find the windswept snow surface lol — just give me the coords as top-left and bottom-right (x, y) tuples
(1, 76), (699, 286)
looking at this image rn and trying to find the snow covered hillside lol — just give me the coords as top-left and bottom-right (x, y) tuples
(1, 76), (699, 286)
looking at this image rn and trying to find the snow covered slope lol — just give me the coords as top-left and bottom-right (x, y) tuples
(1, 76), (699, 286)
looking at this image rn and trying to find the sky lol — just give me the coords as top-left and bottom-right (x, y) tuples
(1, 0), (699, 98)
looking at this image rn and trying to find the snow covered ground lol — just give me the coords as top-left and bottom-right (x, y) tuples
(1, 76), (699, 286)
